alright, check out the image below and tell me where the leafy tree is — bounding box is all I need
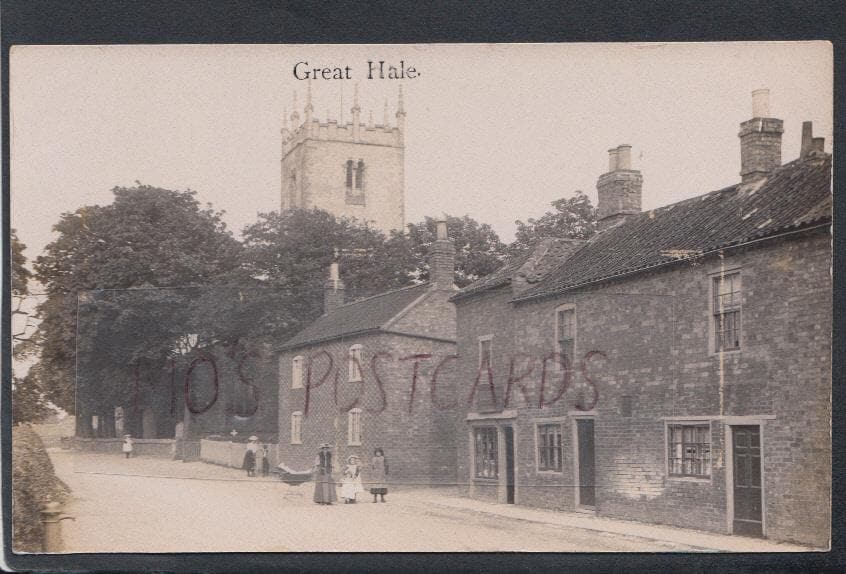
[32,185,242,414]
[235,209,419,344]
[396,214,508,288]
[10,229,52,424]
[11,229,35,346]
[511,190,597,253]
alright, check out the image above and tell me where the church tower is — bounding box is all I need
[280,84,406,233]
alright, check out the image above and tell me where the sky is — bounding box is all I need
[9,42,833,261]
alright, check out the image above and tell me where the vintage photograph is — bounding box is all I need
[9,42,832,553]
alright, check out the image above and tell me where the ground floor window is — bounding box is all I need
[474,426,498,479]
[291,412,302,444]
[667,423,711,478]
[537,423,563,471]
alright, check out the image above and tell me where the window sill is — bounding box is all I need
[348,379,363,384]
[536,469,564,475]
[710,349,742,358]
[290,441,302,445]
[667,475,711,483]
[473,477,499,482]
[348,442,362,447]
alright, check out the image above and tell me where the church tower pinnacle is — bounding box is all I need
[351,83,361,141]
[290,91,300,127]
[304,81,313,135]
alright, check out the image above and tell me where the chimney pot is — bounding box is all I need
[597,145,642,231]
[429,220,455,289]
[752,89,770,117]
[607,148,619,172]
[324,263,346,313]
[616,145,632,170]
[435,220,448,241]
[811,137,825,153]
[801,121,814,158]
[739,90,782,183]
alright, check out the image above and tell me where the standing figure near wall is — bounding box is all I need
[313,443,337,505]
[369,448,389,503]
[340,455,364,504]
[242,436,259,477]
[122,435,133,459]
[260,444,270,477]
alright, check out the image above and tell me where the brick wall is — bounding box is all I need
[455,227,830,547]
[278,331,458,486]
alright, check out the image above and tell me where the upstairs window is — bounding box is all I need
[478,336,493,371]
[348,344,363,382]
[291,356,303,389]
[556,305,576,365]
[713,272,741,352]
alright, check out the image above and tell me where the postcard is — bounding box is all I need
[9,42,832,553]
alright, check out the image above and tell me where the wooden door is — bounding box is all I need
[576,419,596,508]
[504,426,515,504]
[732,425,763,537]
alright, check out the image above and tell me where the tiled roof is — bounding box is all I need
[450,250,533,301]
[280,283,430,350]
[513,153,832,302]
[451,237,585,302]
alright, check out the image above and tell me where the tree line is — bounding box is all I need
[11,184,597,423]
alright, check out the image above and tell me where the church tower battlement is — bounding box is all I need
[281,84,406,233]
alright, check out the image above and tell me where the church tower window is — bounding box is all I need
[355,160,365,190]
[289,170,298,208]
[345,159,365,205]
[345,160,354,189]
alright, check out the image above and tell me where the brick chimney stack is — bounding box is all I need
[800,121,826,159]
[429,219,456,289]
[324,261,346,313]
[596,144,643,232]
[738,89,783,184]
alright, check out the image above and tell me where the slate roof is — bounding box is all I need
[280,282,430,350]
[513,153,832,303]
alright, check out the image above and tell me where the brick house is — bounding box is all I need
[450,91,831,547]
[276,221,459,484]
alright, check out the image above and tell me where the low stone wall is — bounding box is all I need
[73,437,176,458]
[200,439,279,470]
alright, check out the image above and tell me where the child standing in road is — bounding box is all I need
[122,435,133,459]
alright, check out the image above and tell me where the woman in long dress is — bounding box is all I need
[369,447,389,503]
[242,436,259,477]
[313,443,337,505]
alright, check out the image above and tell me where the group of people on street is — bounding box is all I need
[241,435,271,477]
[240,437,389,503]
[313,444,389,505]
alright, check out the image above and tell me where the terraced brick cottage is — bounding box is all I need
[277,221,459,485]
[451,90,831,547]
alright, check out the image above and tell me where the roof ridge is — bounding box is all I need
[341,281,428,307]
